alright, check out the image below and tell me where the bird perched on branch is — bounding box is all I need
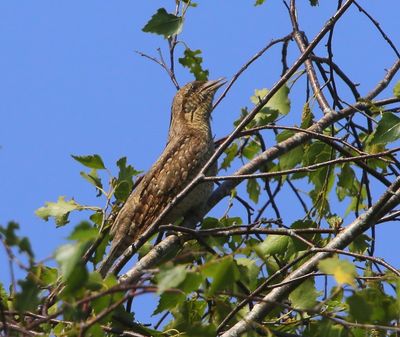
[98,78,226,277]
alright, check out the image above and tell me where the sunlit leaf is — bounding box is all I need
[35,196,81,227]
[371,112,400,145]
[71,154,106,169]
[80,169,103,194]
[256,235,290,256]
[251,85,290,115]
[318,256,356,286]
[393,81,400,98]
[289,278,320,309]
[201,256,239,295]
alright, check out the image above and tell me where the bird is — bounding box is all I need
[98,78,226,277]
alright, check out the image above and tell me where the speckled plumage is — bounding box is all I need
[99,79,225,276]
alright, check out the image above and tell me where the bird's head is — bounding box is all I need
[169,78,226,137]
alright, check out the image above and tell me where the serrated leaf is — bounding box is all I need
[289,278,320,309]
[116,157,141,188]
[35,196,81,227]
[153,292,186,315]
[251,85,290,115]
[14,278,40,312]
[201,256,239,295]
[179,48,209,81]
[142,8,183,38]
[156,265,187,294]
[71,154,105,169]
[180,272,203,293]
[371,112,400,145]
[349,234,370,254]
[318,256,356,286]
[256,235,290,256]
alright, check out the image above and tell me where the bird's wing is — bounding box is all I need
[109,132,208,254]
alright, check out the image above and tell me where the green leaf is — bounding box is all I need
[242,141,260,160]
[336,164,358,201]
[142,8,183,38]
[156,265,187,294]
[0,221,19,245]
[276,131,304,171]
[87,324,103,337]
[289,278,320,310]
[35,196,81,227]
[349,234,370,254]
[318,256,357,286]
[371,112,400,145]
[237,258,259,290]
[251,85,290,115]
[114,181,131,202]
[179,48,209,81]
[0,283,8,309]
[256,235,290,256]
[0,222,34,261]
[55,242,88,291]
[80,169,103,194]
[393,81,400,98]
[34,265,58,285]
[68,221,98,242]
[153,292,186,315]
[246,179,260,203]
[255,0,266,5]
[221,143,238,170]
[347,288,398,323]
[347,293,371,323]
[301,102,314,128]
[18,238,34,259]
[116,157,141,189]
[14,278,40,312]
[71,154,105,169]
[179,272,204,294]
[90,211,103,227]
[201,256,239,295]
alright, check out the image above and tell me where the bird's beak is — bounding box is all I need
[202,77,227,92]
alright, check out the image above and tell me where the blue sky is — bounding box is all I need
[1,0,399,323]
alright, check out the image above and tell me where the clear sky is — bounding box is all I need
[1,0,399,323]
